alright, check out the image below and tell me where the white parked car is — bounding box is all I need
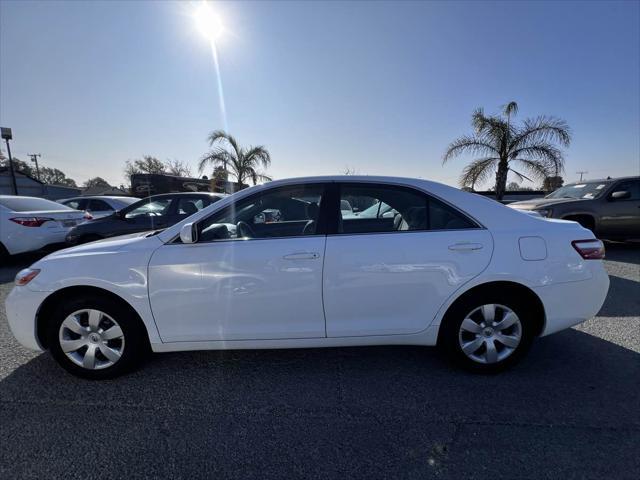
[0,196,88,258]
[5,176,610,379]
[58,195,138,220]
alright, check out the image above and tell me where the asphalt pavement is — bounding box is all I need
[0,244,638,479]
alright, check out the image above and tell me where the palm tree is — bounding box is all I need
[443,102,571,200]
[198,130,272,187]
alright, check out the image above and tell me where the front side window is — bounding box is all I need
[611,181,640,200]
[338,184,476,234]
[124,198,172,219]
[197,184,324,241]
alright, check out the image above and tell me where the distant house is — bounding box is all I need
[0,167,81,200]
[81,185,130,196]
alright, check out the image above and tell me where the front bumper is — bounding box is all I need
[5,286,50,351]
[534,262,610,336]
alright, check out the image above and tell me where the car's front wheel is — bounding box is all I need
[440,292,536,373]
[47,295,148,379]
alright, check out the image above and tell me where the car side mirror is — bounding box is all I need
[180,222,198,244]
[610,190,630,200]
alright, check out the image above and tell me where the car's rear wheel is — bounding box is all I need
[440,292,536,373]
[47,295,148,379]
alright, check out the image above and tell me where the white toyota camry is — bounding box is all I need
[5,176,610,379]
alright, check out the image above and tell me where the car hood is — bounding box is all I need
[41,231,162,261]
[508,197,588,210]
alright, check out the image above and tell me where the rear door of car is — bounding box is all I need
[322,181,494,337]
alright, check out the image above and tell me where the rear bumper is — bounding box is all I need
[5,286,49,351]
[4,230,70,255]
[534,262,610,336]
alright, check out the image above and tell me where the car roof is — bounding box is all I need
[564,176,639,185]
[141,192,227,199]
[60,195,136,201]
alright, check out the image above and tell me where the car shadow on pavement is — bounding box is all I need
[605,241,640,266]
[597,274,640,317]
[1,329,638,479]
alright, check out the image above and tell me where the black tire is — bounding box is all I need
[439,291,536,373]
[46,295,149,379]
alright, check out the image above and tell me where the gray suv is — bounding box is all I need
[509,176,640,241]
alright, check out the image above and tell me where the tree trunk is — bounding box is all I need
[494,159,509,201]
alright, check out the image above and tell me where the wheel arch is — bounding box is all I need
[436,280,546,345]
[561,213,596,232]
[36,286,152,350]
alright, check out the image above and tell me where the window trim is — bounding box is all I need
[327,181,482,237]
[173,183,331,245]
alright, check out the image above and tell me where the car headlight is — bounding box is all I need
[15,268,40,286]
[534,208,553,218]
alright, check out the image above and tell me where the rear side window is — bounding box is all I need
[337,184,476,234]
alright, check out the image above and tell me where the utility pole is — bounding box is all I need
[28,153,42,181]
[576,171,588,182]
[1,127,18,195]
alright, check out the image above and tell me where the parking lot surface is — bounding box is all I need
[1,244,639,479]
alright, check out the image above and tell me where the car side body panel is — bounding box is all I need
[4,176,610,356]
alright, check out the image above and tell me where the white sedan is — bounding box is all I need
[5,176,610,379]
[58,195,138,219]
[0,195,88,258]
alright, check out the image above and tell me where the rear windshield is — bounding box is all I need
[0,197,74,212]
[115,197,139,206]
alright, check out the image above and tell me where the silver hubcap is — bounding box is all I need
[58,309,125,370]
[458,304,522,364]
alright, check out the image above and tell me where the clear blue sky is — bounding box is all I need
[1,0,639,188]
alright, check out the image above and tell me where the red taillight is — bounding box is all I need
[83,211,94,220]
[572,239,605,260]
[10,217,54,227]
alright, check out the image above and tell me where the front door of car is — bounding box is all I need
[148,184,328,342]
[322,182,494,337]
[600,180,640,239]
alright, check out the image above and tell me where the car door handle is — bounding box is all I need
[283,252,320,260]
[448,243,484,251]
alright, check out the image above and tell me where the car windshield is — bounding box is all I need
[0,197,74,212]
[545,182,610,200]
[124,198,172,219]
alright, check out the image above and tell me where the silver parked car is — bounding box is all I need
[58,196,139,220]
